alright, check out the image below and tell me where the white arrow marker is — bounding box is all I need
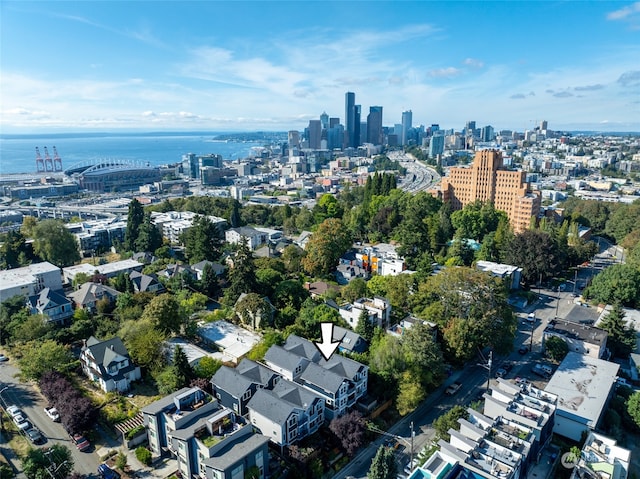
[314,322,342,361]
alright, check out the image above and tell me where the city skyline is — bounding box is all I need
[1,1,639,134]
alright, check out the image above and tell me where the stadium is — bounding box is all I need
[64,159,163,193]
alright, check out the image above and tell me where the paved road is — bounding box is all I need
[389,150,441,194]
[0,360,101,477]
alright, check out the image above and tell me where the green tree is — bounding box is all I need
[369,334,405,382]
[414,267,517,363]
[341,278,368,303]
[368,445,397,479]
[626,391,640,429]
[0,229,28,269]
[402,321,444,388]
[12,314,53,343]
[135,211,163,253]
[124,198,145,251]
[119,319,167,369]
[396,371,425,415]
[172,345,195,388]
[20,215,38,238]
[433,405,469,441]
[224,240,257,305]
[583,264,640,307]
[598,303,637,358]
[141,293,186,335]
[235,293,271,330]
[200,262,220,298]
[281,244,305,273]
[302,218,353,277]
[450,200,507,241]
[17,339,76,381]
[23,444,73,479]
[504,229,561,285]
[355,310,375,343]
[256,268,284,298]
[545,336,569,362]
[182,215,221,263]
[32,219,80,266]
[194,356,223,378]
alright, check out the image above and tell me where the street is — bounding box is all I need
[0,360,101,477]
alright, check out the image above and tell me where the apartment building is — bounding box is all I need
[439,150,541,233]
[0,261,63,302]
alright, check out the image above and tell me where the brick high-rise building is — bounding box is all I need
[440,149,540,233]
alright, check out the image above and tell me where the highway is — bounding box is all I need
[388,150,441,194]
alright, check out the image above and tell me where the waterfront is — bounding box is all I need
[0,132,268,176]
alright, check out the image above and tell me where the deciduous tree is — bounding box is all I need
[504,229,561,285]
[329,410,366,456]
[433,405,469,441]
[302,219,352,278]
[17,339,76,380]
[583,264,640,307]
[545,335,569,362]
[23,444,73,479]
[141,293,185,335]
[32,219,80,266]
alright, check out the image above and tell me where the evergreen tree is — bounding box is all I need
[135,211,163,253]
[355,310,375,343]
[227,200,242,228]
[173,345,195,387]
[124,198,145,251]
[182,215,221,263]
[368,445,398,479]
[224,239,257,304]
[0,229,27,269]
[599,303,637,358]
[200,262,220,298]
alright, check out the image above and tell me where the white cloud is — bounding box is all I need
[427,67,463,78]
[463,58,484,69]
[607,2,640,20]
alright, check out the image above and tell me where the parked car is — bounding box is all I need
[526,313,536,323]
[518,346,529,355]
[495,368,507,378]
[14,415,32,432]
[98,464,120,479]
[44,407,60,422]
[0,354,8,362]
[6,405,22,419]
[26,427,44,444]
[71,434,91,452]
[515,377,529,387]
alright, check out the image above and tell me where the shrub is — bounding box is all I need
[125,425,146,440]
[135,447,152,466]
[115,452,128,470]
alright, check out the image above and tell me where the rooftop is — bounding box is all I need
[0,261,60,290]
[544,352,619,425]
[545,319,608,345]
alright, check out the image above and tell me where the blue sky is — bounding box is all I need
[1,1,639,133]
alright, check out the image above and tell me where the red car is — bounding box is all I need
[71,434,91,452]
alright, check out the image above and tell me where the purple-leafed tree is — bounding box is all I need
[329,410,366,456]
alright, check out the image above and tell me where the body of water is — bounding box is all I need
[0,132,267,176]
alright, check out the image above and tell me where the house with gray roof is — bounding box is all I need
[211,359,280,416]
[247,379,324,447]
[332,325,368,354]
[263,335,369,420]
[191,260,226,280]
[80,336,141,392]
[67,282,121,312]
[26,287,73,325]
[142,386,270,479]
[129,271,165,294]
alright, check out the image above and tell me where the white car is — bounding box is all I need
[44,406,60,422]
[6,405,22,419]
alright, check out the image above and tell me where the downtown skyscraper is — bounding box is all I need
[367,106,383,145]
[345,92,360,148]
[401,110,412,146]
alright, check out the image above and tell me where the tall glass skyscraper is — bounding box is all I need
[401,110,412,145]
[345,92,359,148]
[367,106,383,145]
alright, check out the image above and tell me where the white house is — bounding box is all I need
[338,297,391,329]
[80,336,141,392]
[225,227,268,250]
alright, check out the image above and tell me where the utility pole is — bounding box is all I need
[477,350,492,392]
[410,421,415,473]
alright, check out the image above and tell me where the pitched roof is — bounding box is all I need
[211,366,255,399]
[203,430,269,471]
[272,379,322,409]
[283,334,321,361]
[68,282,120,306]
[264,345,306,373]
[129,271,164,293]
[298,361,346,395]
[236,358,278,386]
[247,389,296,424]
[321,353,366,380]
[27,288,71,311]
[82,336,133,379]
